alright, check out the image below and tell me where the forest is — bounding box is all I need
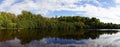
[0,10,120,29]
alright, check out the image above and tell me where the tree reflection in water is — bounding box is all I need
[0,29,118,47]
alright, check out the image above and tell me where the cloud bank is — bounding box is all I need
[0,0,120,24]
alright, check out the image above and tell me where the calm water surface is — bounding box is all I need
[0,29,119,47]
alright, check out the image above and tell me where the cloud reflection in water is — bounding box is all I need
[0,32,120,47]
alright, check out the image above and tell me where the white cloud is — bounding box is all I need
[0,0,16,11]
[8,0,38,14]
[0,0,120,24]
[82,4,120,24]
[115,0,120,4]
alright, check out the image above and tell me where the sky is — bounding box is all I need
[0,0,120,24]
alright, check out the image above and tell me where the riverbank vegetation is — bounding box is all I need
[0,11,120,29]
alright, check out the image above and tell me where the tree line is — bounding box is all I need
[0,10,120,29]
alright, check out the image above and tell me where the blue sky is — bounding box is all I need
[0,0,120,24]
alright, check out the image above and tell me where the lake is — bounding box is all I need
[0,29,119,47]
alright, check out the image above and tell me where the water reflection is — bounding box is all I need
[0,29,119,47]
